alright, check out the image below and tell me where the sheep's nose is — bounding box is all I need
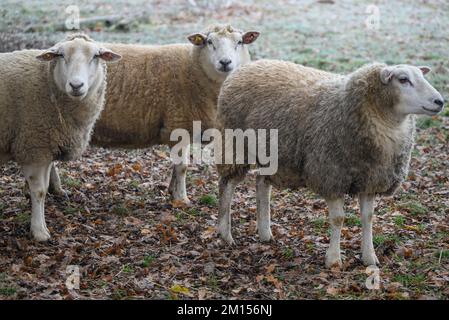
[69,82,84,90]
[219,59,232,67]
[434,99,444,107]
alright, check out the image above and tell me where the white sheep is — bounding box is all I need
[0,34,121,241]
[48,24,260,204]
[216,60,444,267]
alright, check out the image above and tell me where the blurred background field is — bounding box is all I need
[0,0,448,300]
[1,0,448,92]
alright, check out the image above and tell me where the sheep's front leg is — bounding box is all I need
[168,149,190,204]
[256,175,273,242]
[22,162,52,241]
[218,176,240,245]
[359,193,379,266]
[325,198,345,268]
[48,163,67,197]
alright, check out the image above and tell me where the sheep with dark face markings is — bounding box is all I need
[216,60,444,267]
[0,34,121,241]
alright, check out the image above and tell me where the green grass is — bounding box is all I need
[435,250,449,261]
[128,180,140,189]
[198,194,218,207]
[393,215,406,228]
[373,235,387,247]
[62,176,82,189]
[63,206,79,216]
[434,231,449,242]
[442,108,449,117]
[122,264,134,274]
[398,202,428,216]
[112,204,129,216]
[377,207,390,216]
[305,242,315,252]
[417,224,426,233]
[185,208,201,217]
[95,279,109,289]
[393,274,426,288]
[346,212,362,227]
[112,288,129,300]
[373,234,402,247]
[206,275,219,291]
[15,212,30,224]
[416,116,443,129]
[174,211,185,222]
[0,273,16,297]
[282,247,295,260]
[0,287,16,296]
[142,255,156,268]
[312,217,327,231]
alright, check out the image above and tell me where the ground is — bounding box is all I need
[0,0,448,300]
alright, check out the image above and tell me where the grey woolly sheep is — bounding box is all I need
[216,60,444,267]
[0,34,121,241]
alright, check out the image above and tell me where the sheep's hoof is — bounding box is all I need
[223,236,235,246]
[219,232,235,246]
[258,229,273,242]
[218,222,235,245]
[52,189,70,201]
[178,197,191,205]
[325,252,342,269]
[169,189,190,205]
[170,197,191,208]
[362,252,379,266]
[31,228,51,242]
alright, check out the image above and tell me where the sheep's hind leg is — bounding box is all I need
[325,197,345,268]
[48,163,68,199]
[22,162,52,241]
[24,163,67,200]
[359,193,379,266]
[256,175,273,242]
[218,175,242,245]
[168,148,190,204]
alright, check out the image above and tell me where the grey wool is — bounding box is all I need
[217,60,415,198]
[216,59,444,267]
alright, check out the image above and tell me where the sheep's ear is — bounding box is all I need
[188,33,206,46]
[98,48,122,62]
[380,67,394,84]
[36,48,60,61]
[419,66,431,75]
[242,31,260,44]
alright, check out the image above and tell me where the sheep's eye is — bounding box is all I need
[237,40,243,45]
[398,77,411,85]
[56,54,66,62]
[207,39,216,50]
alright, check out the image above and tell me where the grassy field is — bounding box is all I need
[0,0,448,300]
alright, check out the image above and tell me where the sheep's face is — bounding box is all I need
[37,38,121,100]
[188,27,259,82]
[380,65,444,116]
